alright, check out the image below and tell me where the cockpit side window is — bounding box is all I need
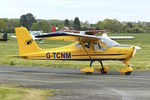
[84,42,90,49]
[92,42,106,51]
[92,42,99,51]
[75,42,90,49]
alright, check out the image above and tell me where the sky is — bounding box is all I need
[0,0,150,23]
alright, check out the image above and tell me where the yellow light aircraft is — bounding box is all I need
[15,27,141,75]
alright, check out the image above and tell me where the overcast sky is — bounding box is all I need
[0,0,150,23]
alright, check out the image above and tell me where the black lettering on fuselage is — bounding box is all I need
[46,52,71,59]
[46,53,50,59]
[61,53,66,58]
[66,52,71,58]
[53,52,56,58]
[56,52,60,59]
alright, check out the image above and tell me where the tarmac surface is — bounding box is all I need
[0,65,150,100]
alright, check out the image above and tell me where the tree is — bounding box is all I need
[49,19,64,30]
[73,17,81,30]
[126,22,133,28]
[96,19,123,33]
[20,13,35,30]
[113,19,123,33]
[30,22,40,31]
[64,19,71,27]
[0,19,8,32]
[7,19,20,33]
[39,20,50,33]
[81,21,90,30]
[96,21,104,29]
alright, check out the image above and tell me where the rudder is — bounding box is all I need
[15,27,41,56]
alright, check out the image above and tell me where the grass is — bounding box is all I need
[0,33,150,70]
[0,85,52,100]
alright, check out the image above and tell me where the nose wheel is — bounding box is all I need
[120,61,134,75]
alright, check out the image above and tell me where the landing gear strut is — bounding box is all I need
[120,61,134,75]
[99,60,108,74]
[90,60,108,74]
[80,60,108,75]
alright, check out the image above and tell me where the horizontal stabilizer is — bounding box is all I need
[102,33,134,40]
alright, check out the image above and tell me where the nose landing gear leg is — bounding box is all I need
[120,61,134,75]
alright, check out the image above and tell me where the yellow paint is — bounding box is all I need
[15,27,139,74]
[80,67,94,73]
[15,27,41,56]
[95,66,109,73]
[120,67,134,73]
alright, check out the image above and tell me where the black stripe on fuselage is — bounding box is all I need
[72,53,126,57]
[37,58,125,61]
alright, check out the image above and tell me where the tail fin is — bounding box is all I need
[15,27,41,56]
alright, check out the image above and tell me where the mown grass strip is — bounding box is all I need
[0,85,52,100]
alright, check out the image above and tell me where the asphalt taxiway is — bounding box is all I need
[0,65,150,100]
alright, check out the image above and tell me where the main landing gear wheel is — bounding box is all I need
[124,71,132,75]
[85,72,93,75]
[100,69,107,74]
[99,61,108,74]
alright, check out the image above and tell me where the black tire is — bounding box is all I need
[100,69,107,74]
[85,72,93,75]
[125,71,132,75]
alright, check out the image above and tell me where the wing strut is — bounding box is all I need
[80,42,92,60]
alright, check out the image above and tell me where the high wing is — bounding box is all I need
[35,32,99,42]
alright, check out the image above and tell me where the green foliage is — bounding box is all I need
[96,19,123,33]
[0,19,8,32]
[96,19,150,33]
[20,13,35,30]
[49,19,64,30]
[64,19,71,27]
[7,19,20,33]
[73,17,81,30]
[39,20,50,33]
[126,22,133,28]
[0,15,150,33]
[30,22,40,31]
[0,85,52,100]
[81,21,90,30]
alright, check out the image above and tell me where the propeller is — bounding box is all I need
[132,46,141,57]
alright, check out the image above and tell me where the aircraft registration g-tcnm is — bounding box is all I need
[15,27,141,75]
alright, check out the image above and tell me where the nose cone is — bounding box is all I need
[132,46,141,57]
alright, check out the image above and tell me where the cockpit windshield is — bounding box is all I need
[100,37,120,48]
